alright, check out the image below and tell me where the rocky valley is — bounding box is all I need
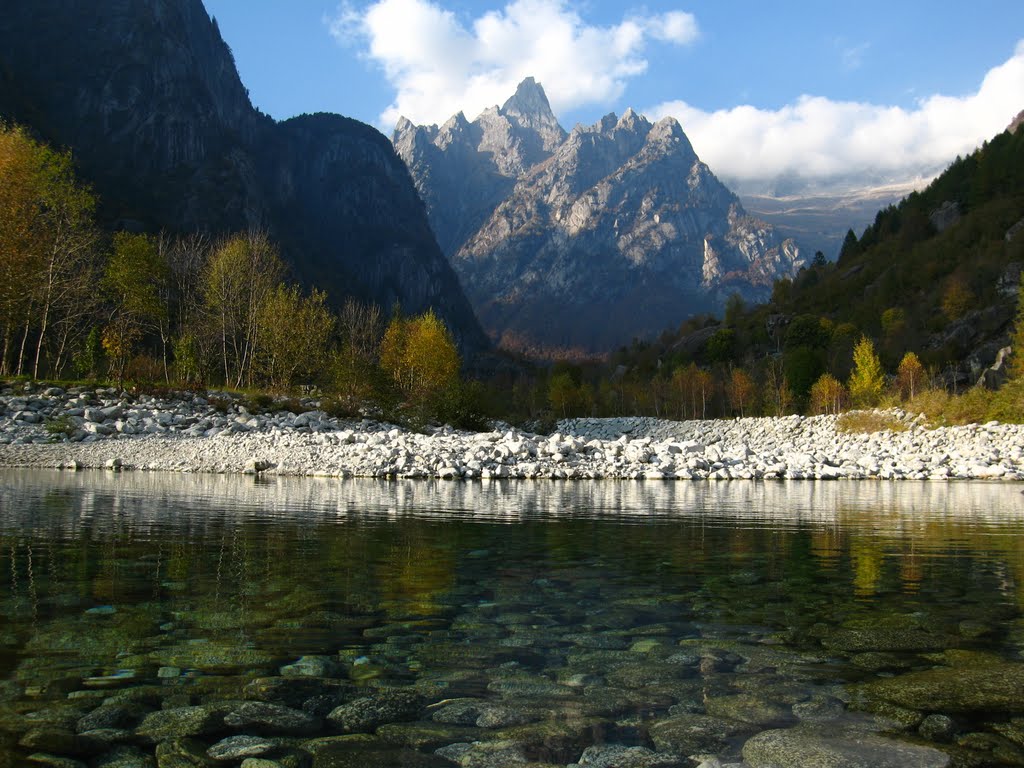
[395,78,802,355]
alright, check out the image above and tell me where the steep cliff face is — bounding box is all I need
[0,0,485,349]
[395,79,801,354]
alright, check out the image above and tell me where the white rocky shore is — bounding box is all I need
[1,382,1023,481]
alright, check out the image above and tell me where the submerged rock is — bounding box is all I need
[434,739,527,767]
[223,701,321,735]
[860,657,1024,714]
[648,714,753,756]
[742,724,950,768]
[135,704,234,743]
[570,743,688,767]
[326,690,425,733]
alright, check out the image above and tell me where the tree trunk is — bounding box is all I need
[16,310,32,377]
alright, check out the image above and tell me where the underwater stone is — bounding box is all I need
[570,743,688,767]
[25,755,88,768]
[861,660,1024,713]
[279,656,340,678]
[223,701,320,735]
[135,704,234,743]
[434,740,528,767]
[90,745,156,767]
[326,690,425,733]
[207,734,278,760]
[703,693,794,727]
[19,728,94,758]
[649,714,753,756]
[76,704,149,733]
[919,714,957,742]
[742,725,951,768]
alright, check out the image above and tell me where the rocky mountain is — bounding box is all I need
[394,78,801,355]
[0,0,486,350]
[1010,109,1024,134]
[742,183,917,261]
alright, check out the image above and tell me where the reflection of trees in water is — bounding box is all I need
[1,469,1023,637]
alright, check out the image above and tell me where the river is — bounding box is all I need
[1,471,1023,766]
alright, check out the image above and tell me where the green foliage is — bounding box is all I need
[940,277,975,321]
[172,331,209,387]
[880,308,906,339]
[706,328,735,362]
[255,284,334,390]
[44,414,77,438]
[379,309,462,420]
[103,232,168,384]
[74,326,105,380]
[547,371,578,418]
[784,346,824,400]
[838,229,859,263]
[809,373,847,415]
[0,122,100,378]
[1011,280,1024,379]
[908,379,1024,426]
[785,315,828,350]
[895,351,925,400]
[848,336,885,407]
[203,230,284,388]
[724,293,745,327]
[106,233,167,323]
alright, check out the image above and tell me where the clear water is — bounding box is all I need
[2,470,1024,766]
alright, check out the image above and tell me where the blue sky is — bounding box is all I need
[206,0,1024,191]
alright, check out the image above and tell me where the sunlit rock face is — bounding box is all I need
[395,78,801,355]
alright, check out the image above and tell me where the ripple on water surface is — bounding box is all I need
[1,470,1023,766]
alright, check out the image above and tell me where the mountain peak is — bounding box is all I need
[616,108,649,132]
[501,76,555,121]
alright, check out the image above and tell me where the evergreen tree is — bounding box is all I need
[838,229,859,263]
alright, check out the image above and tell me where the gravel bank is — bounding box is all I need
[2,383,1023,480]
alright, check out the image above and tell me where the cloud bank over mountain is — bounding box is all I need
[333,0,1023,194]
[329,0,698,128]
[647,40,1024,193]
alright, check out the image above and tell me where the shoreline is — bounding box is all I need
[2,384,1023,481]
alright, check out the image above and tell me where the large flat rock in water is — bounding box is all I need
[860,657,1024,713]
[742,725,950,768]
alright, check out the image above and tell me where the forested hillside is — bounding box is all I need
[497,122,1024,425]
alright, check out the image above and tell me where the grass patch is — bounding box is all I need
[836,410,909,434]
[44,414,77,438]
[906,380,1024,426]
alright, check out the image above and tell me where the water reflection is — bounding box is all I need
[1,470,1023,765]
[3,469,1023,529]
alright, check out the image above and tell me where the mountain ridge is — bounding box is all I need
[395,79,801,355]
[0,0,487,350]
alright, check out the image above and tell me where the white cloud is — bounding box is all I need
[329,0,698,129]
[646,40,1024,193]
[840,41,870,72]
[645,11,699,45]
